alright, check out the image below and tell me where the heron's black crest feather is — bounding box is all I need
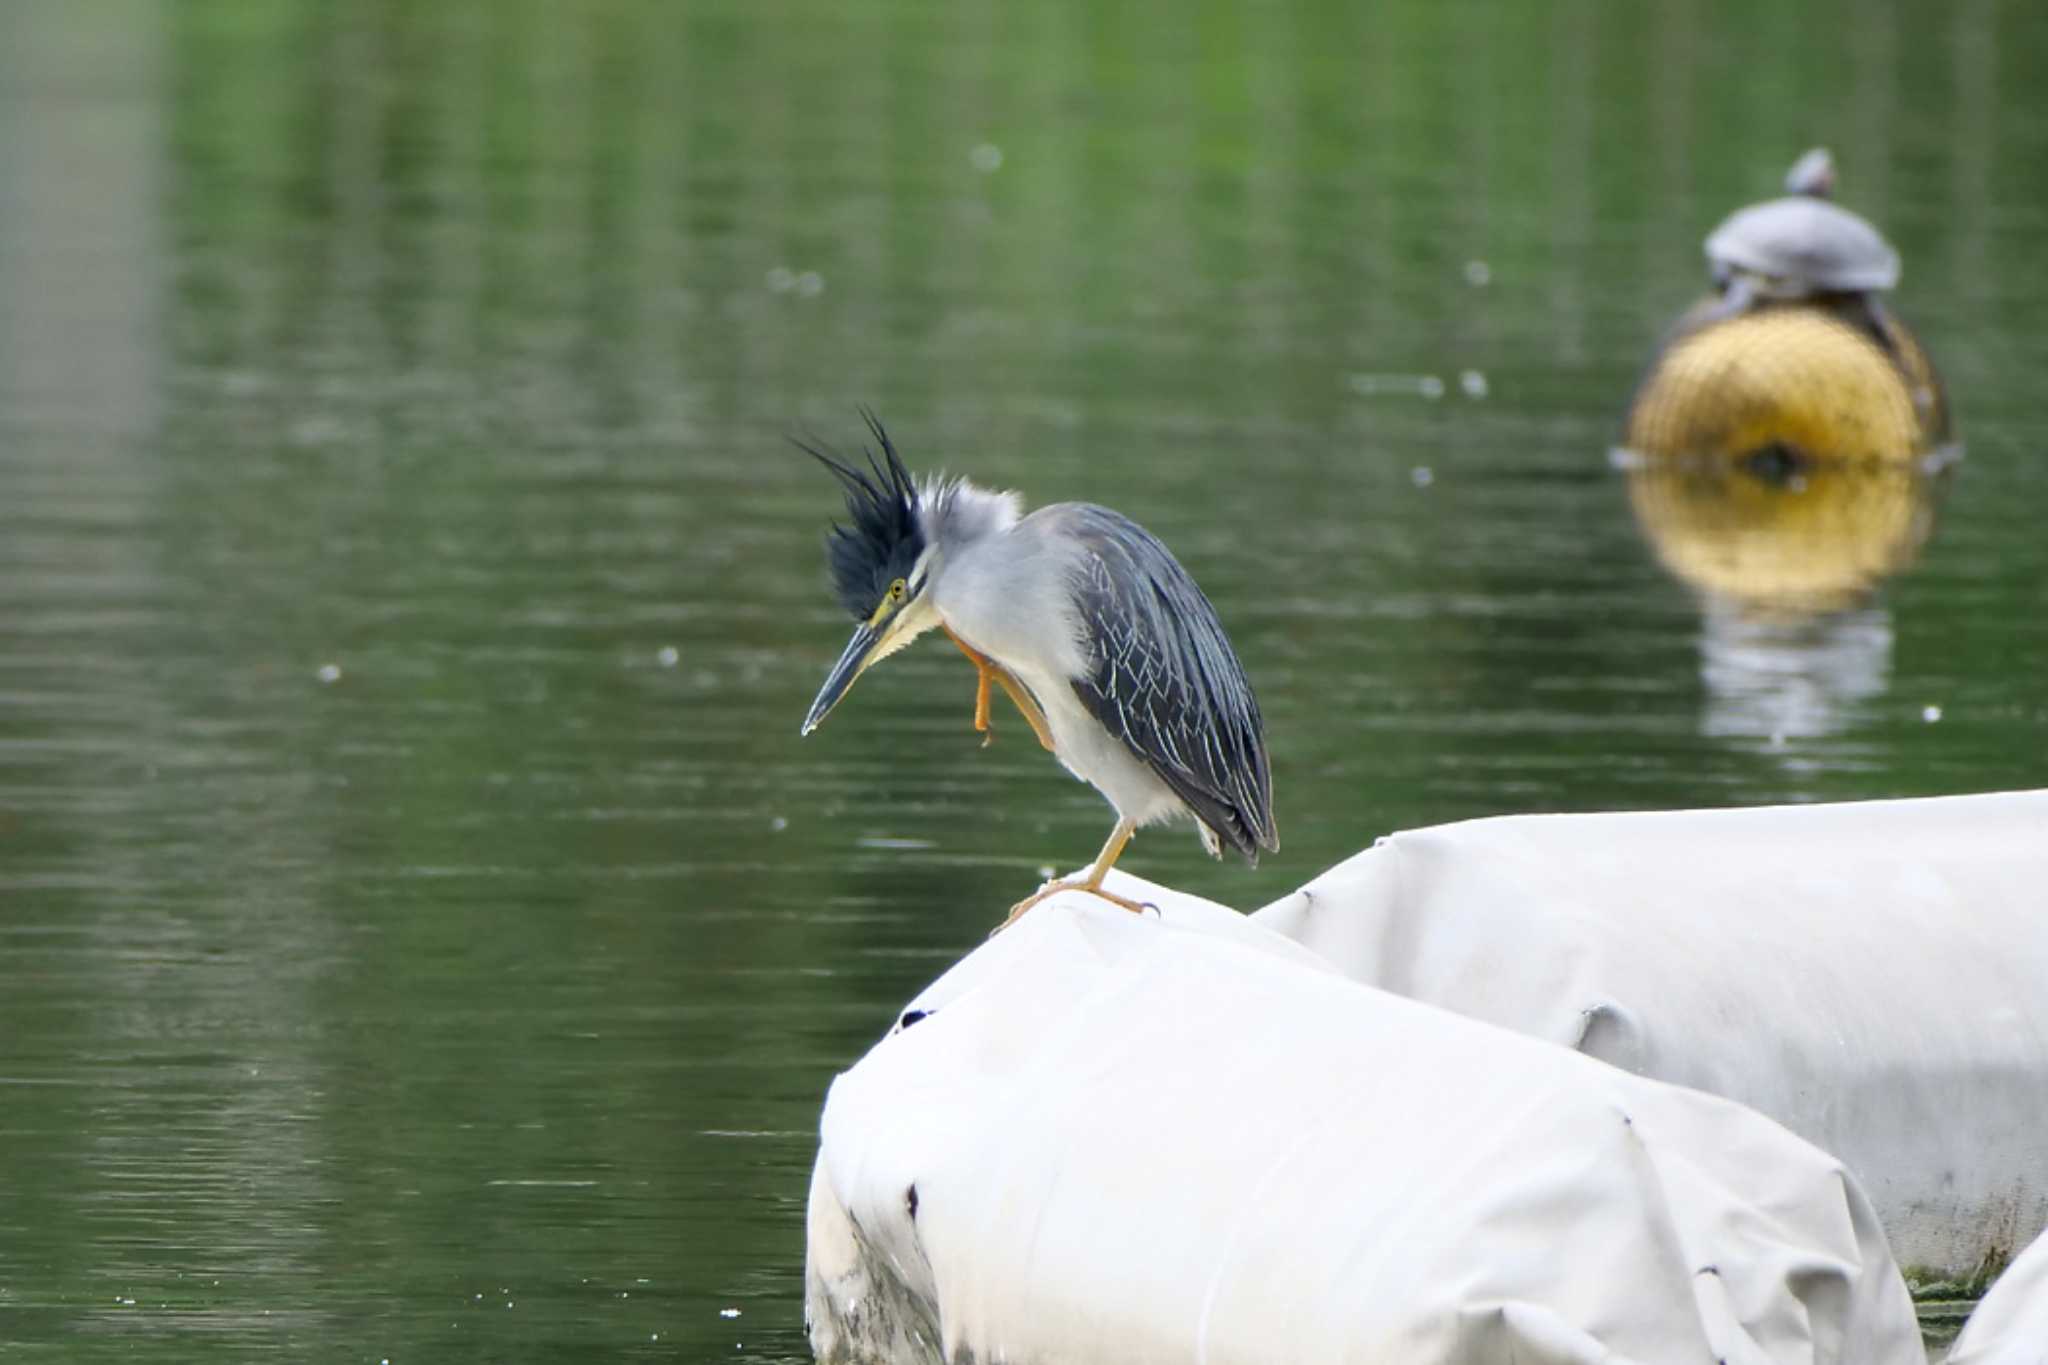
[796,412,926,619]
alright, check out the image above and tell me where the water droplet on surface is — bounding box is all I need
[766,267,796,293]
[1459,369,1489,399]
[1410,466,1434,488]
[1464,259,1492,286]
[720,1307,743,1319]
[795,271,825,297]
[769,816,788,833]
[1922,704,1943,723]
[969,142,1004,173]
[317,663,342,684]
[656,646,679,668]
[1346,372,1445,400]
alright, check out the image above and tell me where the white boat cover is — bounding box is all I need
[1253,790,2048,1281]
[806,890,1925,1364]
[1950,1226,2048,1363]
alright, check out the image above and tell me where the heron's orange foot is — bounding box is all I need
[989,880,1153,936]
[991,883,1059,936]
[1084,885,1154,916]
[957,633,997,747]
[973,682,995,747]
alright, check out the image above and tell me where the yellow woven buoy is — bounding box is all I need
[1621,304,1948,613]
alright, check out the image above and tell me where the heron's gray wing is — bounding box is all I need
[1060,506,1277,863]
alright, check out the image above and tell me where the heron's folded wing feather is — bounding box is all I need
[1060,507,1276,862]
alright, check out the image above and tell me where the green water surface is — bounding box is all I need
[3,1,2045,1359]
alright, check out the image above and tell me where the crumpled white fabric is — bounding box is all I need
[1950,1227,2048,1364]
[806,890,1924,1365]
[1253,789,2048,1280]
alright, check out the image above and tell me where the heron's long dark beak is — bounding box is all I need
[801,623,881,734]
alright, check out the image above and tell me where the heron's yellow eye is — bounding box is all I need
[889,578,907,602]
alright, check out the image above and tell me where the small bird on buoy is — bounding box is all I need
[798,413,1276,928]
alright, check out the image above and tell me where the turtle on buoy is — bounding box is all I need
[1619,150,1958,613]
[1699,147,1900,339]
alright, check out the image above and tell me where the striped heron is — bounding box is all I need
[797,414,1276,927]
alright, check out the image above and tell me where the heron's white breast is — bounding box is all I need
[929,515,1088,682]
[931,519,1183,828]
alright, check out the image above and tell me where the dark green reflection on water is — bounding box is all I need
[3,0,2046,1358]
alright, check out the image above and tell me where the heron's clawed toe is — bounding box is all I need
[992,880,1065,935]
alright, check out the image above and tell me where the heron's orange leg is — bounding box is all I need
[992,673,1056,754]
[943,625,1000,746]
[994,820,1149,933]
[942,626,1056,753]
[971,658,995,741]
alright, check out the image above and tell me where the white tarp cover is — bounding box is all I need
[1252,790,2048,1281]
[806,889,1925,1365]
[1949,1225,2048,1364]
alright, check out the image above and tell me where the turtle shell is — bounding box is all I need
[1704,197,1900,297]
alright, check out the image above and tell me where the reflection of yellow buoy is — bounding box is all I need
[1622,305,1947,613]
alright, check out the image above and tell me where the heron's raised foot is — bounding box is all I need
[944,624,1057,754]
[971,661,996,748]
